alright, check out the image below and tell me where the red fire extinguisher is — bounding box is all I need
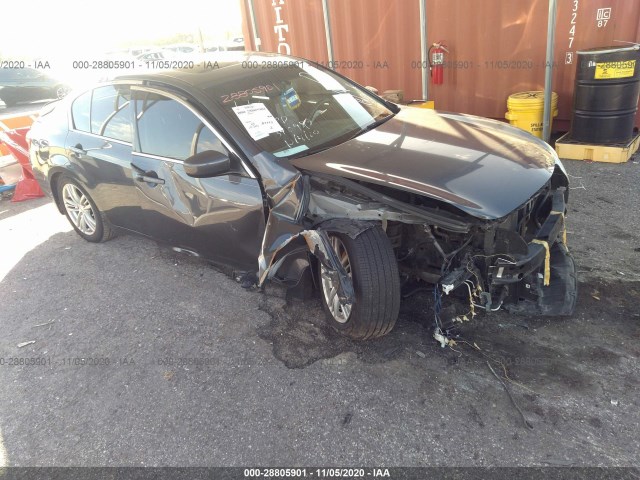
[428,41,448,85]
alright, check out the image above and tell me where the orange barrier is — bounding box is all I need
[0,113,38,130]
[0,112,43,201]
[0,112,38,156]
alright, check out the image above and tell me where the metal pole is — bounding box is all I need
[419,0,428,101]
[247,0,261,52]
[322,0,335,67]
[542,0,557,143]
[197,27,205,53]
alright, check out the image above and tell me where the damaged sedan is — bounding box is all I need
[29,53,577,340]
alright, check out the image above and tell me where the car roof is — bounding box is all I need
[115,51,288,93]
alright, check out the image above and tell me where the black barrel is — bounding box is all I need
[570,45,640,144]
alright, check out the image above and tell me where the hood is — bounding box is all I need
[291,107,559,219]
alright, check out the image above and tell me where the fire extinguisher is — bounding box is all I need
[428,41,448,85]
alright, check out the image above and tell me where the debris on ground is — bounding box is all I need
[32,320,55,328]
[487,361,534,430]
[433,329,457,348]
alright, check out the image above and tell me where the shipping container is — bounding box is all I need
[240,0,640,131]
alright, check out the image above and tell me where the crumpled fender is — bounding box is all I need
[262,228,356,304]
[252,152,373,302]
[252,152,309,284]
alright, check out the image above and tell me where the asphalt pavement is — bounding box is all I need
[0,157,638,467]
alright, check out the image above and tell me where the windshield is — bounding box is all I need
[205,61,393,158]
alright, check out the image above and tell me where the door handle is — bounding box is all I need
[69,144,86,155]
[135,173,165,185]
[131,162,165,185]
[69,141,112,156]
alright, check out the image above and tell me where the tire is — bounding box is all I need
[318,226,401,340]
[54,85,69,99]
[57,176,115,243]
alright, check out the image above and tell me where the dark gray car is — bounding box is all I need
[28,53,576,341]
[0,68,69,107]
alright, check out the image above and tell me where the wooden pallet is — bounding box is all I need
[555,131,640,163]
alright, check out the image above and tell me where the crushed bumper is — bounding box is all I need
[491,188,578,316]
[505,243,577,316]
[490,188,568,285]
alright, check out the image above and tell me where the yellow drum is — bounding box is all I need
[505,91,558,138]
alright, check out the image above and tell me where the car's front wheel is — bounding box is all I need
[58,176,114,242]
[319,226,400,340]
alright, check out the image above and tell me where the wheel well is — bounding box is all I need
[50,172,65,214]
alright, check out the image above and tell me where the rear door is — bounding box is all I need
[65,84,145,232]
[129,86,265,270]
[16,68,48,102]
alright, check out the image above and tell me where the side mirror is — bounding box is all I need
[184,150,231,178]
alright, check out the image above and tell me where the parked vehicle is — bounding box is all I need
[0,68,69,107]
[128,46,153,57]
[29,53,577,340]
[164,44,199,54]
[136,51,171,62]
[205,43,245,53]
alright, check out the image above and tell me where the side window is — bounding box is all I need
[0,69,23,82]
[195,124,226,155]
[91,85,132,143]
[22,68,40,79]
[134,92,227,161]
[102,103,132,143]
[71,91,91,132]
[91,86,118,134]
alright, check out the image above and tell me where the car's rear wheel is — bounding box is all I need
[58,176,114,242]
[54,85,69,99]
[319,226,400,340]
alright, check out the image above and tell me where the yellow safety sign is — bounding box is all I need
[594,60,636,79]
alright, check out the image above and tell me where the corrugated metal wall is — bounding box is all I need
[241,0,640,129]
[327,0,422,100]
[241,0,328,61]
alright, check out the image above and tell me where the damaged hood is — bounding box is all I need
[291,107,559,219]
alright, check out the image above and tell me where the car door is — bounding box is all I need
[129,86,265,271]
[65,84,145,232]
[0,69,24,104]
[17,68,47,102]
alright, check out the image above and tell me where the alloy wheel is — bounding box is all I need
[56,86,68,99]
[320,235,353,323]
[62,183,97,235]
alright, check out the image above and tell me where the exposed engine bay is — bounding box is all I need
[260,162,577,342]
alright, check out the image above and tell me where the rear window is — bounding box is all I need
[91,85,132,143]
[71,91,91,132]
[70,85,132,143]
